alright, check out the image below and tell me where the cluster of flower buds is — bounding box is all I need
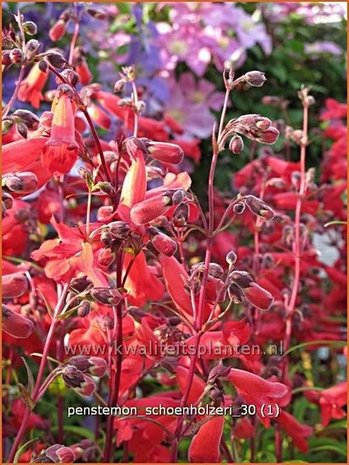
[61,355,107,397]
[228,270,274,310]
[130,188,186,225]
[147,227,178,256]
[233,195,275,221]
[90,287,122,307]
[3,108,40,138]
[34,443,76,463]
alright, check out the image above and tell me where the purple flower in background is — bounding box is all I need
[305,41,343,57]
[163,74,226,138]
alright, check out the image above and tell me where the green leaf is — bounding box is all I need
[13,437,39,464]
[309,445,346,457]
[51,425,95,440]
[21,357,35,395]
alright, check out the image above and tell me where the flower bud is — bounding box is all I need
[97,205,114,221]
[256,127,279,145]
[3,272,28,298]
[109,221,130,239]
[98,247,115,267]
[62,365,96,397]
[25,39,40,59]
[113,78,126,94]
[4,172,38,194]
[172,202,189,227]
[2,191,13,211]
[147,227,177,256]
[90,287,122,306]
[86,8,107,20]
[3,304,34,339]
[130,194,172,225]
[70,276,92,295]
[2,51,11,66]
[255,117,272,131]
[233,202,245,215]
[45,444,76,463]
[49,19,66,41]
[207,263,224,278]
[244,282,274,310]
[244,71,267,87]
[46,51,66,68]
[67,355,107,377]
[23,21,38,36]
[9,48,22,64]
[2,117,13,134]
[230,270,254,288]
[13,109,40,129]
[244,195,275,220]
[146,141,184,164]
[226,250,237,266]
[229,135,244,154]
[77,301,91,317]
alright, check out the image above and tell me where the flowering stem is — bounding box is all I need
[284,99,309,354]
[131,81,139,137]
[2,64,26,118]
[68,9,80,65]
[7,284,69,463]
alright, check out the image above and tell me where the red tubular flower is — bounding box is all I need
[3,305,34,339]
[49,19,66,41]
[3,137,52,189]
[41,90,79,174]
[123,251,164,306]
[130,194,172,225]
[176,365,205,404]
[243,282,274,310]
[18,63,48,108]
[118,145,147,224]
[227,368,289,426]
[319,382,347,426]
[232,417,255,439]
[276,410,313,453]
[146,141,184,164]
[3,272,28,298]
[76,57,93,85]
[188,416,224,463]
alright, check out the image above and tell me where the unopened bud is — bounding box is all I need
[90,287,122,306]
[25,39,40,58]
[147,227,177,256]
[69,275,92,293]
[256,127,279,145]
[146,141,184,164]
[130,194,172,225]
[113,78,126,94]
[229,135,244,154]
[13,109,40,129]
[9,48,22,64]
[46,51,66,68]
[86,8,107,20]
[230,270,254,288]
[98,247,115,267]
[233,202,245,215]
[207,263,224,278]
[244,282,274,311]
[2,51,11,66]
[23,21,38,36]
[255,117,272,131]
[172,202,189,227]
[244,195,275,220]
[226,250,237,266]
[244,71,267,87]
[77,301,91,317]
[45,444,76,464]
[4,172,38,194]
[109,221,130,239]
